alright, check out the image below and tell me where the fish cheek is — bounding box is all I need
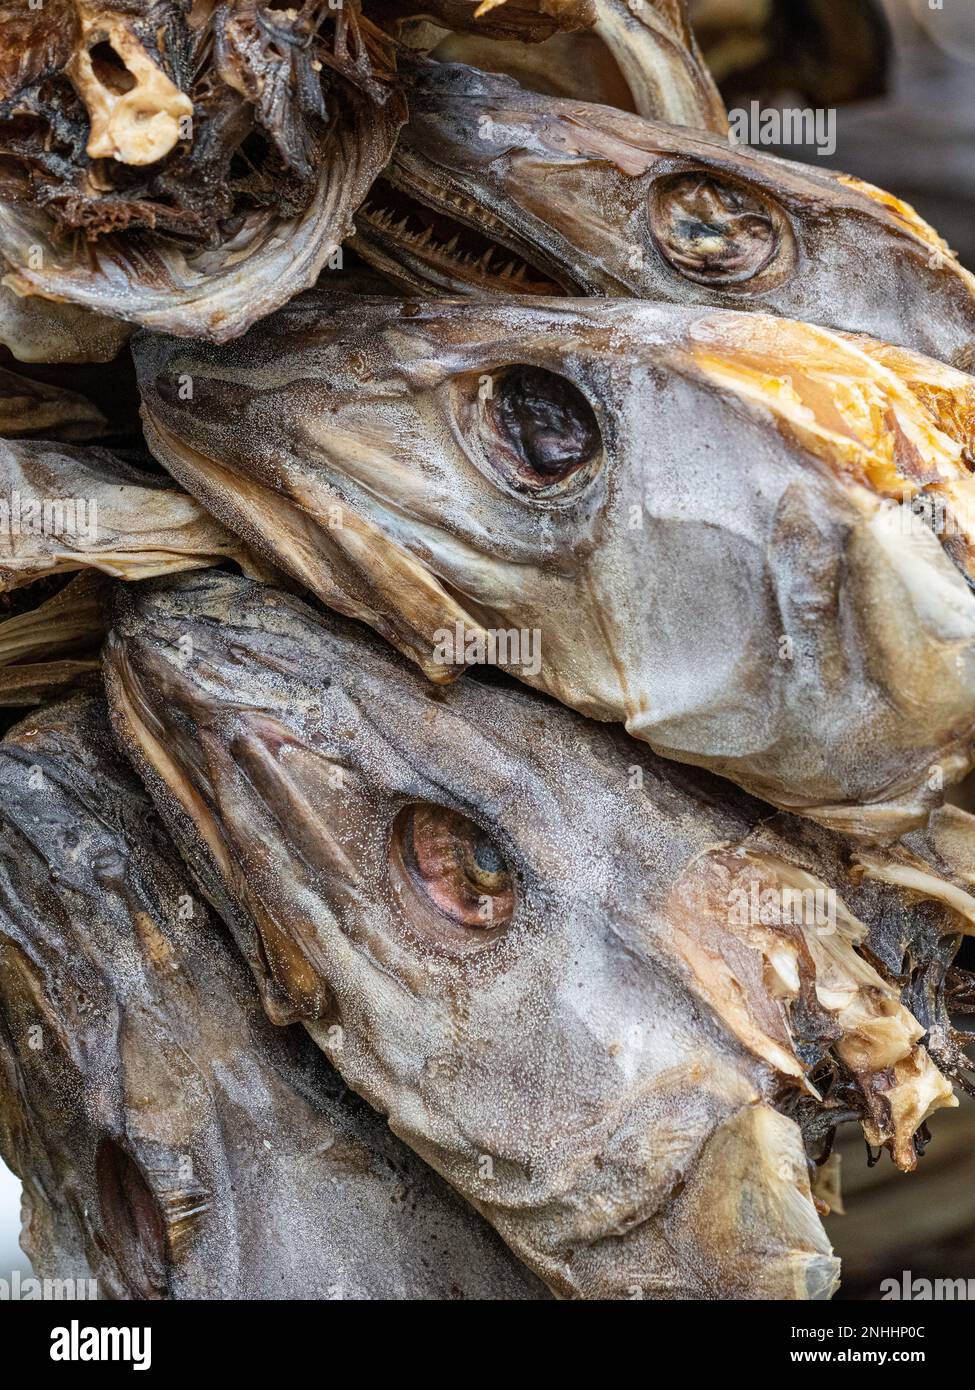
[647,170,797,293]
[96,1138,170,1300]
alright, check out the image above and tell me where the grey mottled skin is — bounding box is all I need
[104,572,970,1298]
[0,688,548,1300]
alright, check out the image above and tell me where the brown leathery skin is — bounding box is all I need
[351,60,975,367]
[134,293,975,830]
[0,688,549,1300]
[104,572,967,1296]
[0,572,106,706]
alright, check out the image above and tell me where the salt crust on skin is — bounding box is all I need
[0,689,548,1300]
[104,571,971,1298]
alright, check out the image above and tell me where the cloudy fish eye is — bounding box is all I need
[649,172,786,286]
[483,364,602,494]
[395,803,515,931]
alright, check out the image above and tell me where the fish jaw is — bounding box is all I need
[134,296,975,827]
[356,61,975,366]
[103,570,965,1298]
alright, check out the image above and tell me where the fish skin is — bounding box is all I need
[0,436,261,591]
[103,571,965,1297]
[0,688,549,1300]
[0,365,107,441]
[352,60,975,368]
[0,571,106,706]
[133,293,975,829]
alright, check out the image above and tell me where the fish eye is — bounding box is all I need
[481,364,602,495]
[392,803,515,936]
[648,172,793,288]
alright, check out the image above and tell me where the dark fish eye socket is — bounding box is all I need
[648,172,786,287]
[483,364,602,494]
[394,803,515,932]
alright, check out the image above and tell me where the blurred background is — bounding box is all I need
[1,0,973,1301]
[0,1158,30,1279]
[689,0,975,269]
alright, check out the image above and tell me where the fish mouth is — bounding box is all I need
[353,167,582,297]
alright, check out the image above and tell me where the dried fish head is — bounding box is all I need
[104,573,970,1296]
[0,366,107,440]
[0,571,106,706]
[135,294,975,829]
[0,690,548,1299]
[353,60,975,367]
[0,2,405,339]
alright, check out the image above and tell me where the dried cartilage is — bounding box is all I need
[66,11,193,166]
